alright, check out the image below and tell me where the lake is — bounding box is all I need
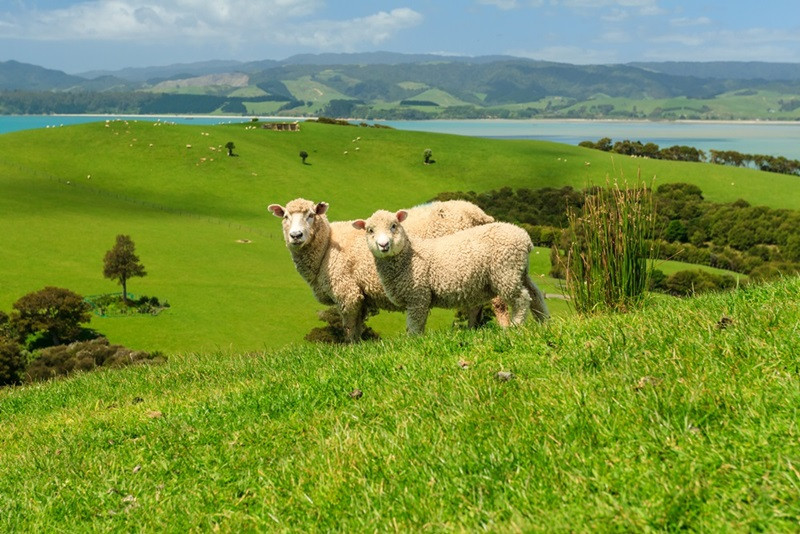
[2,115,800,160]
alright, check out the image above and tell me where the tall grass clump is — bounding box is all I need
[563,175,658,313]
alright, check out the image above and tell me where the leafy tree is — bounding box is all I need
[0,339,25,386]
[103,234,147,304]
[299,150,309,164]
[664,220,689,243]
[423,148,433,164]
[10,287,91,346]
[225,141,236,156]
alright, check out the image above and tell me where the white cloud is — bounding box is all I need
[3,0,322,40]
[475,0,520,9]
[645,27,800,62]
[278,8,423,50]
[557,0,665,17]
[1,0,422,55]
[670,16,712,27]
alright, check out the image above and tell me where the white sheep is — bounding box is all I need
[267,199,500,341]
[353,210,549,335]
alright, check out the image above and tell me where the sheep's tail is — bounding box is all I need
[524,270,550,322]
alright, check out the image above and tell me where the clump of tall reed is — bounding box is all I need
[560,175,658,314]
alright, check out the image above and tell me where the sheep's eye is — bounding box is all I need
[367,228,374,234]
[390,223,397,231]
[283,215,289,220]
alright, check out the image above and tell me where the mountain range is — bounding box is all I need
[2,53,800,120]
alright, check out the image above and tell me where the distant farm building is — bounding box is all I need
[262,121,300,132]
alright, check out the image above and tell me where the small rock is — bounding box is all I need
[716,316,734,329]
[495,371,515,382]
[132,465,142,474]
[458,359,470,369]
[349,389,363,399]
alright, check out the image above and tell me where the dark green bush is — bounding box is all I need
[25,337,164,383]
[0,339,25,386]
[304,307,380,343]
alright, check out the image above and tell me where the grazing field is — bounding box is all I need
[2,119,798,353]
[1,277,798,531]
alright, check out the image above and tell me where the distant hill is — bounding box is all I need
[3,54,800,119]
[0,60,88,91]
[629,61,800,81]
[78,59,253,83]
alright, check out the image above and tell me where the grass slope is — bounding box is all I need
[2,120,798,353]
[1,277,798,531]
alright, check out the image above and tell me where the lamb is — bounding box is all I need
[353,210,549,335]
[267,199,500,341]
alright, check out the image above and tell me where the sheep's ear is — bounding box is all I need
[315,202,329,216]
[395,210,408,223]
[268,204,285,217]
[352,220,366,230]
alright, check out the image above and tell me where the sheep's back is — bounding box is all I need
[403,200,494,239]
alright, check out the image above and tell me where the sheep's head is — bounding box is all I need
[354,210,408,258]
[268,198,328,249]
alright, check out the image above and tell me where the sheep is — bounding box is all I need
[267,199,500,341]
[353,210,549,335]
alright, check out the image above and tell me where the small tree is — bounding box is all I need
[103,234,146,304]
[299,150,309,164]
[225,141,236,156]
[10,287,91,346]
[423,148,433,164]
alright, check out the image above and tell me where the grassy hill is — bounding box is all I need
[1,277,798,530]
[2,120,800,354]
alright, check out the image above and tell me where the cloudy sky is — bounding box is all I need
[1,0,799,74]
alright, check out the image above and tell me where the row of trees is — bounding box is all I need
[579,137,800,177]
[434,183,800,284]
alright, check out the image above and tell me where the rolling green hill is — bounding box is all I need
[3,120,799,354]
[1,277,798,530]
[4,56,800,119]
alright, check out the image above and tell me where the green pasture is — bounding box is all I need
[2,277,798,531]
[1,119,796,353]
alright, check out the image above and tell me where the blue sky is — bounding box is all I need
[1,0,799,73]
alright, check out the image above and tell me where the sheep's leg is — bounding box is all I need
[340,302,365,342]
[406,305,429,335]
[464,306,483,328]
[508,287,531,326]
[524,276,550,322]
[490,296,510,327]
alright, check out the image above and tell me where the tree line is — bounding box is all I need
[579,137,800,177]
[434,183,800,292]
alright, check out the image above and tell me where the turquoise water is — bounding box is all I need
[0,115,256,133]
[381,119,800,160]
[2,115,799,160]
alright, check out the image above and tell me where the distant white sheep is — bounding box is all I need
[267,199,499,341]
[354,210,549,335]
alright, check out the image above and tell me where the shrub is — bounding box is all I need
[25,337,164,383]
[661,270,739,296]
[10,287,91,347]
[0,339,25,386]
[304,307,380,343]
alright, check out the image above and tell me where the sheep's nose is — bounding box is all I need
[289,231,304,239]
